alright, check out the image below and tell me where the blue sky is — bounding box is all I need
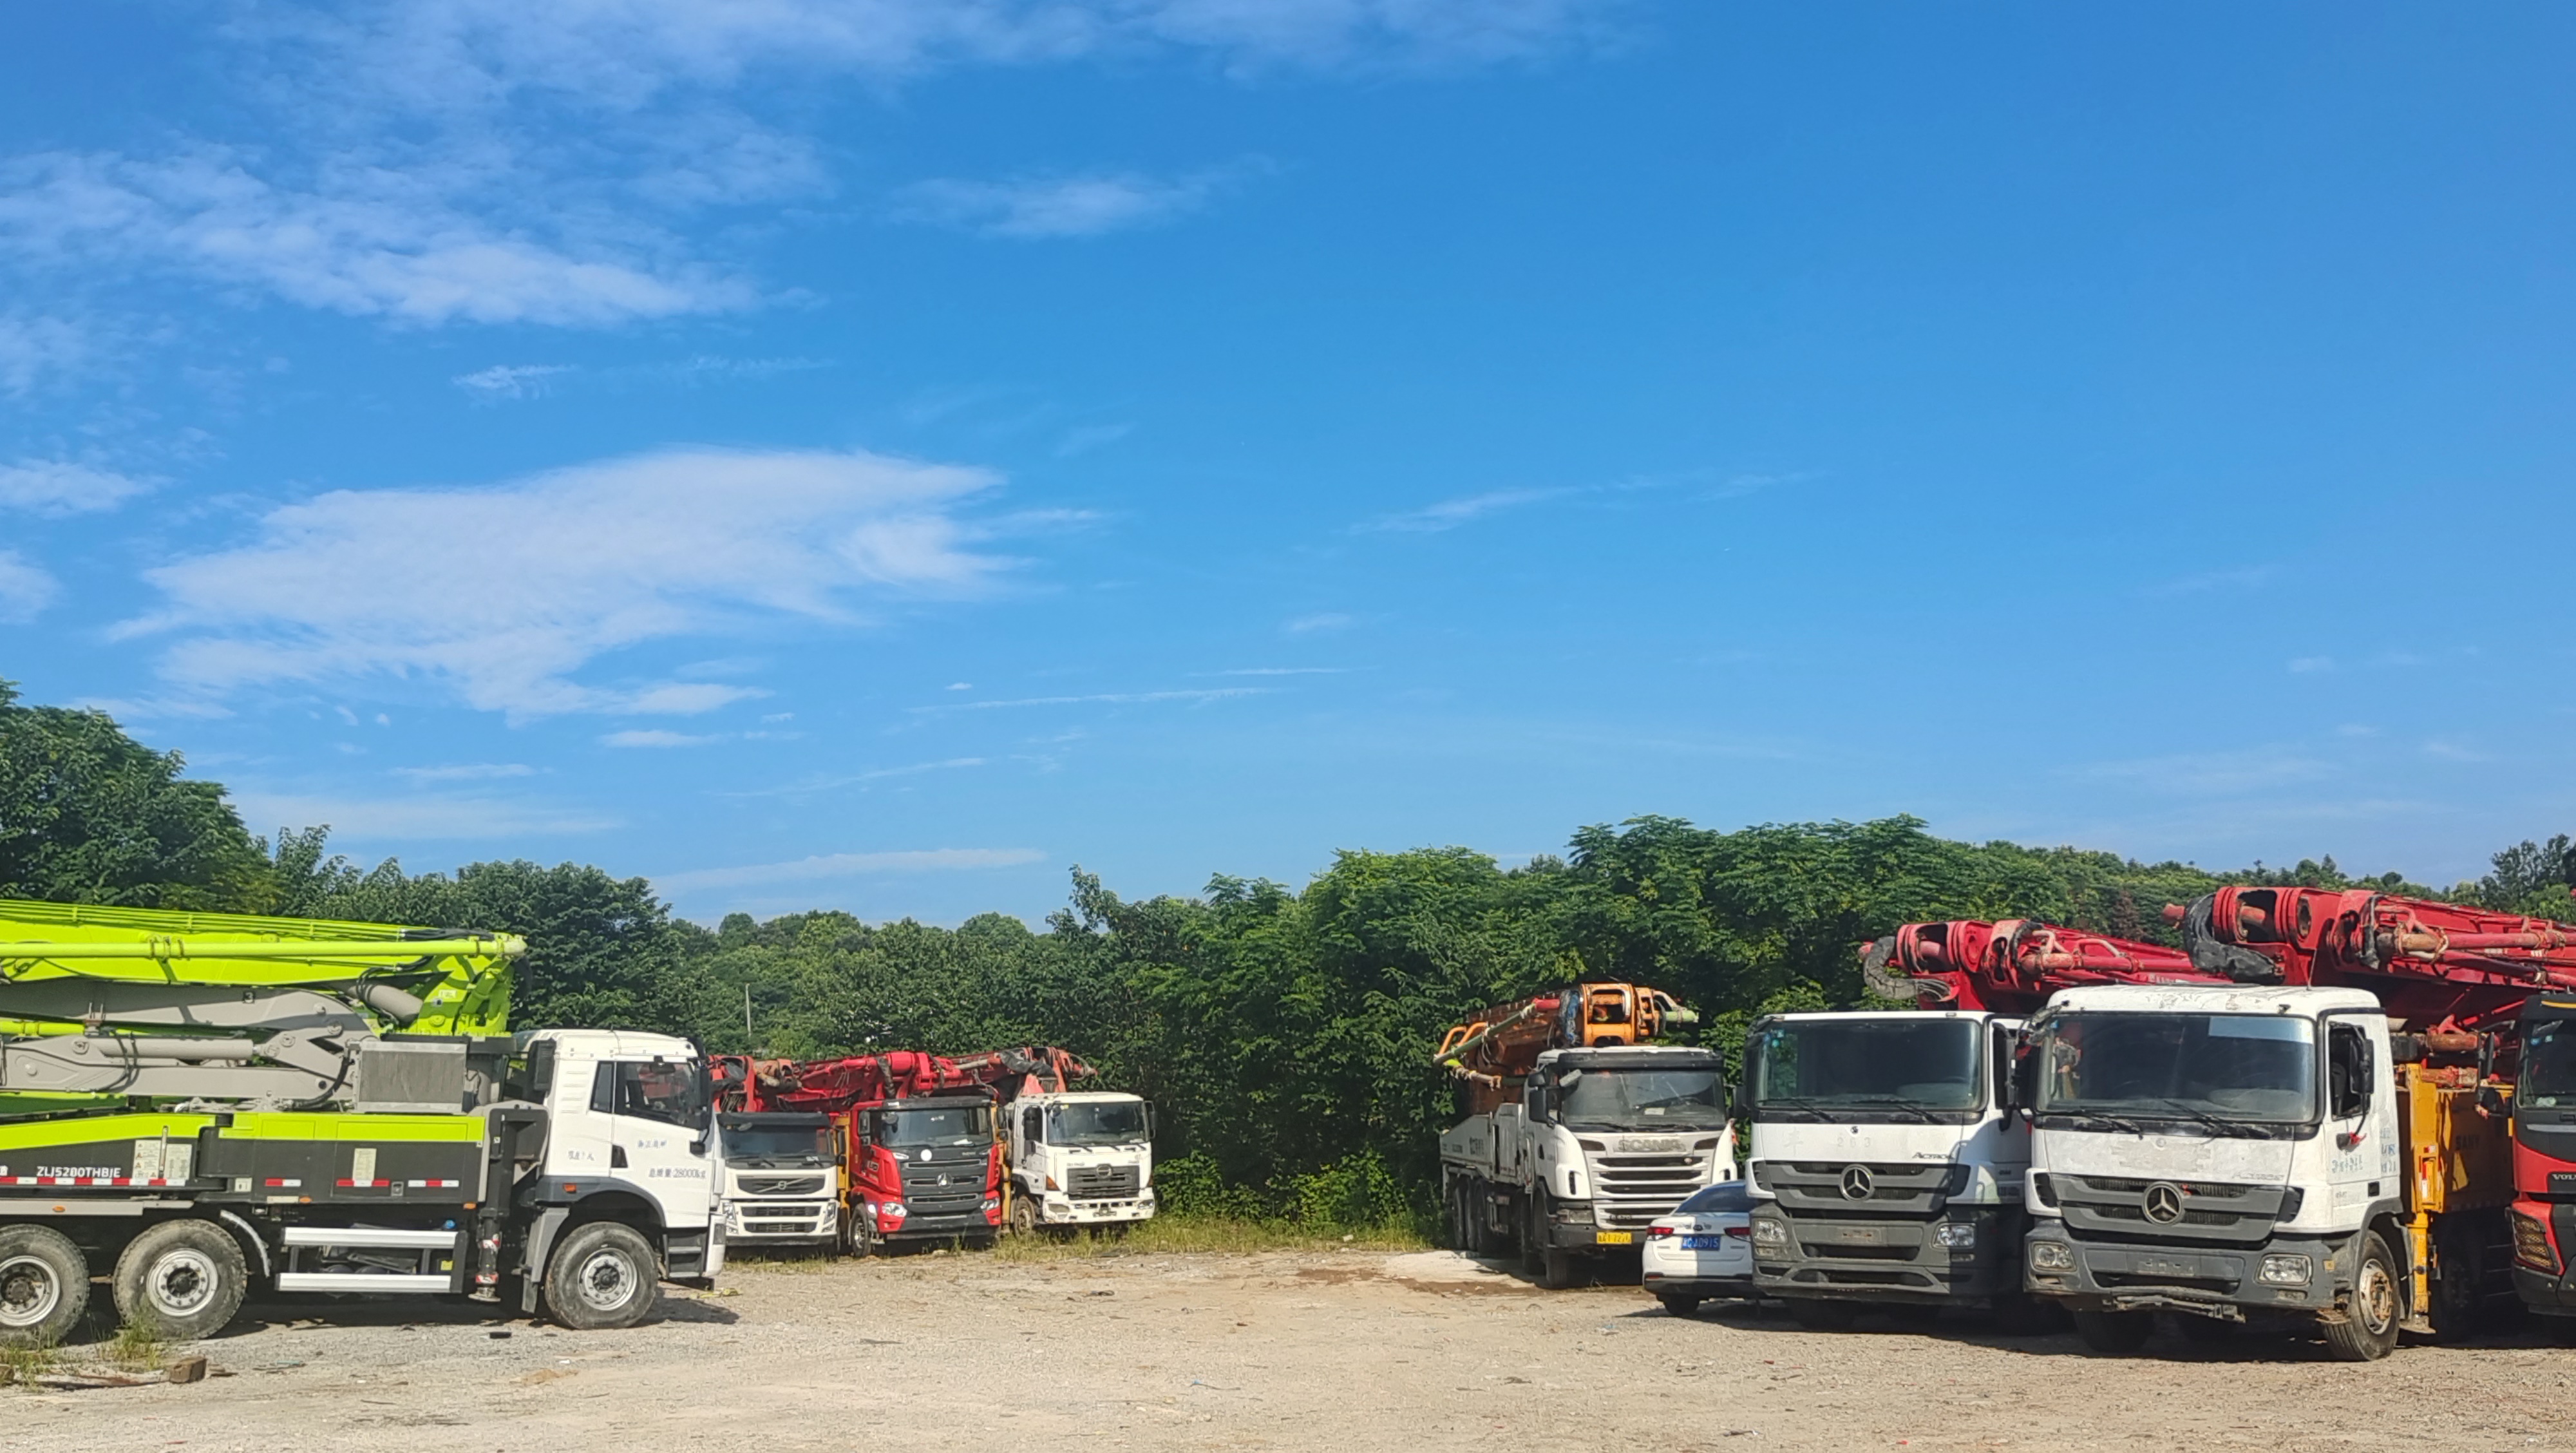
[5,3,2573,925]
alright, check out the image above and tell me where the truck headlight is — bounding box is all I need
[1752,1217,1789,1249]
[2258,1253,2312,1287]
[1551,1200,1596,1224]
[2028,1240,2073,1271]
[1934,1222,1977,1249]
[2514,1208,2562,1275]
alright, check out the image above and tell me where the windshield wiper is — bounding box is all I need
[1833,1095,1941,1123]
[2133,1098,2275,1138]
[2058,1110,2148,1135]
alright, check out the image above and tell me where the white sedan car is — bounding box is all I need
[1642,1180,1756,1315]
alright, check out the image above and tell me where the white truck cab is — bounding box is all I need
[1004,1091,1156,1230]
[518,1029,726,1316]
[2020,985,2407,1358]
[714,1110,840,1248]
[1741,1010,2031,1324]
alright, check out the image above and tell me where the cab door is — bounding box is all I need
[2322,1013,2390,1222]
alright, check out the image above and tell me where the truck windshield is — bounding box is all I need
[2032,1012,2315,1126]
[1053,1100,1150,1146]
[722,1124,833,1166]
[874,1105,992,1147]
[1555,1067,1728,1131]
[1748,1018,1982,1121]
[2523,1019,2576,1114]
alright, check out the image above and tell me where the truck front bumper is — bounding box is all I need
[1042,1191,1156,1224]
[2022,1224,2349,1319]
[1751,1205,2019,1304]
[2510,1201,2576,1316]
[723,1199,838,1244]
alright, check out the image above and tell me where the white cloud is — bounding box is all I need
[656,846,1046,893]
[922,687,1268,711]
[0,549,59,623]
[1283,612,1354,634]
[0,313,89,394]
[455,364,576,398]
[896,170,1226,240]
[0,459,153,515]
[1358,487,1565,533]
[0,150,746,328]
[1220,666,1348,676]
[601,728,721,748]
[126,446,1009,716]
[227,789,618,839]
[393,762,538,782]
[2288,656,2335,674]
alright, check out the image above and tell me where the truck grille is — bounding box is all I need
[1587,1153,1710,1228]
[738,1202,829,1235]
[899,1154,989,1218]
[1752,1161,1967,1217]
[737,1175,828,1197]
[1068,1164,1142,1201]
[2056,1175,2287,1246]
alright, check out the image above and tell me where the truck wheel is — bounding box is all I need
[542,1222,660,1331]
[1536,1248,1576,1290]
[1789,1299,1858,1331]
[2427,1215,2487,1343]
[0,1225,89,1345]
[1991,1293,2064,1336]
[2322,1231,2402,1362]
[2072,1310,2152,1355]
[1009,1198,1039,1237]
[1442,1184,1466,1251]
[1658,1293,1702,1317]
[113,1219,247,1341]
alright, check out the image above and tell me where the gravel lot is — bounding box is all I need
[12,1248,2576,1452]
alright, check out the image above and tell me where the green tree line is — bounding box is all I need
[8,680,2572,1225]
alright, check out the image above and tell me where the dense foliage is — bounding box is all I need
[7,685,2572,1224]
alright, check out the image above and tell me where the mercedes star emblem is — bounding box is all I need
[1839,1164,1875,1201]
[2143,1181,2185,1224]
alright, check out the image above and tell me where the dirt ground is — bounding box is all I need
[12,1248,2576,1452]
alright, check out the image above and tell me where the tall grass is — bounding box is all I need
[988,1214,1430,1262]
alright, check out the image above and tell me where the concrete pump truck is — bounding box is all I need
[1741,919,2227,1329]
[2020,887,2547,1358]
[1436,983,1732,1289]
[0,898,723,1344]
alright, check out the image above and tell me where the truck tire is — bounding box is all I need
[0,1225,89,1345]
[1536,1248,1576,1290]
[113,1219,248,1341]
[542,1221,660,1331]
[2427,1213,2489,1343]
[2321,1231,2402,1362]
[1789,1299,1859,1331]
[1009,1197,1040,1237]
[1991,1293,2064,1336]
[2072,1309,2152,1355]
[1658,1293,1703,1317]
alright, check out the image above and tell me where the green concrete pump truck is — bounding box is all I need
[0,898,723,1344]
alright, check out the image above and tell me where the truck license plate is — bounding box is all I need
[1595,1231,1634,1246]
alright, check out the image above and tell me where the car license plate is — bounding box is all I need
[1682,1235,1728,1250]
[1595,1231,1634,1246]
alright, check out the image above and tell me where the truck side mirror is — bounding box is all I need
[2008,1051,2038,1116]
[2477,1083,2509,1118]
[1727,1080,1750,1120]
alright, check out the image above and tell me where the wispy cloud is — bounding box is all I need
[656,846,1047,893]
[0,459,153,515]
[0,550,58,623]
[2288,656,2335,674]
[227,788,618,839]
[0,313,88,395]
[896,166,1251,240]
[1056,423,1134,457]
[727,757,989,797]
[920,688,1269,712]
[601,729,722,748]
[454,364,574,399]
[1283,612,1354,634]
[2063,748,2333,795]
[1357,487,1566,534]
[122,446,1010,717]
[1220,666,1349,676]
[393,762,537,783]
[2145,564,2277,597]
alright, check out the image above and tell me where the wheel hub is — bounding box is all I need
[150,1249,216,1317]
[0,1255,61,1328]
[578,1250,635,1311]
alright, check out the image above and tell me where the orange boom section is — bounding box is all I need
[1435,982,1697,1114]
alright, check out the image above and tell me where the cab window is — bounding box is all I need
[591,1061,697,1126]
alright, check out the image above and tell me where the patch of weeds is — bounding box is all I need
[0,1336,61,1389]
[104,1318,167,1372]
[990,1215,1430,1262]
